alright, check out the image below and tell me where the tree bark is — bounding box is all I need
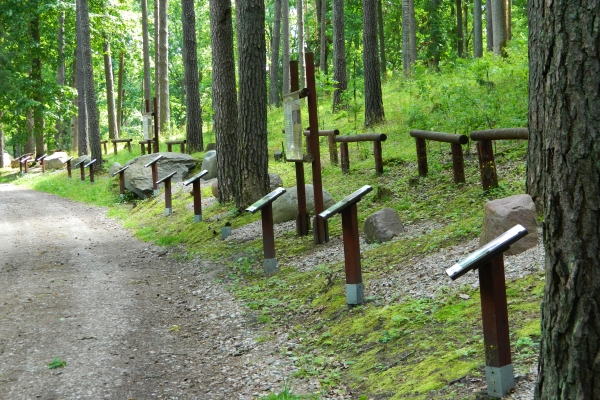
[158,0,170,134]
[363,0,384,126]
[505,0,511,40]
[427,0,441,70]
[116,52,124,135]
[103,35,118,140]
[78,0,102,169]
[154,0,160,124]
[142,0,152,103]
[409,0,417,64]
[402,0,411,75]
[282,0,290,95]
[25,109,35,155]
[56,12,66,149]
[210,0,238,203]
[76,4,88,156]
[456,0,463,57]
[269,0,281,106]
[0,111,4,167]
[182,0,203,152]
[297,0,305,87]
[473,0,483,57]
[319,0,327,74]
[528,1,600,398]
[332,0,347,111]
[491,0,506,56]
[71,52,79,153]
[486,0,493,51]
[31,14,44,158]
[235,0,269,209]
[376,0,386,77]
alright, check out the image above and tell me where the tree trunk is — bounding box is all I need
[491,0,506,56]
[210,0,238,203]
[71,53,79,153]
[116,51,124,135]
[409,0,417,63]
[332,0,347,111]
[235,0,269,209]
[473,0,483,57]
[269,0,281,106]
[376,0,386,77]
[158,0,170,134]
[0,111,4,167]
[154,0,160,123]
[103,35,118,140]
[182,0,203,152]
[528,1,600,398]
[463,0,469,55]
[141,0,152,103]
[456,0,463,57]
[282,0,290,95]
[297,0,305,87]
[78,0,102,169]
[363,0,384,126]
[505,0,511,40]
[402,0,411,75]
[76,1,88,156]
[31,14,44,158]
[486,0,493,51]
[56,11,66,149]
[25,109,35,155]
[319,0,327,74]
[427,0,441,70]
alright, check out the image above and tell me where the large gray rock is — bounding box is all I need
[364,207,404,244]
[45,152,69,170]
[272,184,336,224]
[480,194,538,256]
[269,173,283,190]
[124,152,198,199]
[108,162,123,177]
[2,152,13,167]
[211,179,219,198]
[201,150,217,180]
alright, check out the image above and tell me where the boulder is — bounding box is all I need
[480,194,538,256]
[2,152,13,168]
[10,160,20,168]
[211,179,219,198]
[124,152,198,199]
[272,184,336,224]
[269,173,283,190]
[108,162,123,177]
[72,155,90,168]
[364,208,404,244]
[45,152,69,170]
[201,150,217,180]
[205,143,216,151]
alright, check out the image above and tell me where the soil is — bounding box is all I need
[0,183,315,400]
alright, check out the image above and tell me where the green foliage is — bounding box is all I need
[47,357,67,369]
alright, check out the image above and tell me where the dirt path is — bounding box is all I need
[0,184,311,400]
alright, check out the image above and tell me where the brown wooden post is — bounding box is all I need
[180,141,185,153]
[184,170,208,222]
[112,141,118,155]
[374,140,383,175]
[65,158,72,178]
[119,171,126,197]
[261,202,276,272]
[305,52,327,244]
[153,97,159,153]
[290,60,309,236]
[341,203,363,304]
[79,162,85,181]
[416,137,428,176]
[451,143,466,183]
[477,139,498,190]
[85,159,96,184]
[37,154,47,174]
[126,139,132,152]
[22,156,31,174]
[140,142,146,155]
[328,133,338,166]
[144,155,163,196]
[156,171,177,216]
[167,143,173,152]
[101,140,107,154]
[340,142,350,173]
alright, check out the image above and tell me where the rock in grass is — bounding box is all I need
[272,184,335,224]
[364,207,404,244]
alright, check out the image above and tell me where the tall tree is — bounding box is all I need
[210,0,238,202]
[55,11,66,149]
[402,0,411,74]
[141,0,152,103]
[528,0,600,398]
[456,0,463,57]
[158,0,170,134]
[409,0,417,63]
[297,0,305,87]
[71,54,79,153]
[376,0,386,77]
[75,3,88,156]
[426,0,441,70]
[236,0,269,209]
[473,0,483,57]
[505,0,511,40]
[103,35,118,140]
[319,0,327,74]
[282,0,290,95]
[30,12,44,158]
[491,0,506,55]
[332,0,346,110]
[0,111,4,167]
[77,0,102,168]
[181,0,203,152]
[486,0,493,51]
[269,0,281,106]
[363,0,384,125]
[116,52,124,135]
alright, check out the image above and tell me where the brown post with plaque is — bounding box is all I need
[37,154,47,174]
[63,157,73,178]
[84,159,96,184]
[157,171,177,216]
[184,170,209,222]
[445,224,528,398]
[111,165,130,199]
[144,155,163,196]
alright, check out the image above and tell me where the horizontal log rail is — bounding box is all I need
[335,133,387,143]
[470,128,528,141]
[410,130,468,145]
[335,134,387,174]
[111,138,132,154]
[166,139,186,153]
[409,130,466,184]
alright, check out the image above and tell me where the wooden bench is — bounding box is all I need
[111,139,132,155]
[166,139,186,154]
[139,139,153,155]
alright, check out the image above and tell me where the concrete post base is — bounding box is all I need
[345,283,364,305]
[164,208,172,216]
[263,258,277,273]
[194,214,202,223]
[485,364,514,398]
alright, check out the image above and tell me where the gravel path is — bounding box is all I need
[0,183,314,399]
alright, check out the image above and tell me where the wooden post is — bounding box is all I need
[305,52,327,244]
[167,143,173,152]
[342,203,363,304]
[183,170,209,222]
[84,159,96,184]
[144,155,163,196]
[290,60,309,237]
[153,97,159,153]
[113,141,118,155]
[416,137,428,176]
[64,158,73,178]
[180,141,185,153]
[37,154,47,174]
[451,143,466,184]
[101,140,107,154]
[340,142,349,173]
[79,162,85,181]
[373,140,383,175]
[157,171,177,216]
[477,139,498,190]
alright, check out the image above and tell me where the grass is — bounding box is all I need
[0,39,540,400]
